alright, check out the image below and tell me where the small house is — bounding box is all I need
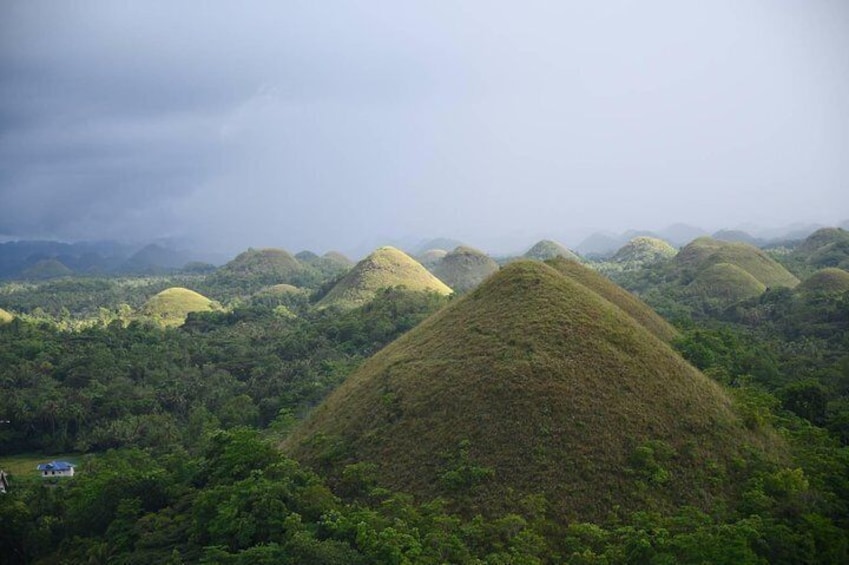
[36,461,75,478]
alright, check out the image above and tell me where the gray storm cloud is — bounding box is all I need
[2,1,847,254]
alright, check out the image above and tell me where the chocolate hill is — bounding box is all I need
[287,261,779,523]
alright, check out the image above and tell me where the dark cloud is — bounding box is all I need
[2,1,848,254]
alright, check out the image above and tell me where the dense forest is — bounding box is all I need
[1,232,848,564]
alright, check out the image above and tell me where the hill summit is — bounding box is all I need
[287,261,776,522]
[317,247,452,310]
[211,248,308,293]
[431,246,499,293]
[523,239,580,262]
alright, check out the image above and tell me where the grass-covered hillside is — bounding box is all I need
[139,287,221,326]
[611,236,677,265]
[317,246,452,310]
[523,239,580,262]
[783,227,849,275]
[207,248,312,296]
[687,262,767,304]
[796,268,849,296]
[676,237,799,289]
[545,257,679,342]
[431,246,499,294]
[0,307,13,323]
[287,261,779,523]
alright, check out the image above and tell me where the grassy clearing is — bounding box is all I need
[0,452,81,481]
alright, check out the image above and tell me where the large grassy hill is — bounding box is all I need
[317,247,452,310]
[431,246,499,294]
[545,257,679,342]
[287,261,780,523]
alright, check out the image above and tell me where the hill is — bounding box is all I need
[545,257,678,342]
[287,261,778,523]
[675,238,799,289]
[140,287,221,326]
[796,268,849,296]
[523,239,580,262]
[712,229,763,246]
[611,236,677,264]
[788,228,849,273]
[316,247,452,310]
[687,262,767,304]
[0,307,14,323]
[210,248,310,294]
[418,249,448,269]
[120,244,191,273]
[20,258,73,280]
[431,246,499,293]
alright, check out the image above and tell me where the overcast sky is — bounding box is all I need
[2,1,848,255]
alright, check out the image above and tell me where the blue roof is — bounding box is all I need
[36,461,74,471]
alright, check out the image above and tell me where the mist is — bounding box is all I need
[2,1,847,256]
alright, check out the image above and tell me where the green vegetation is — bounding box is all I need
[781,228,849,276]
[139,287,221,327]
[287,261,774,523]
[0,307,13,323]
[317,246,452,310]
[523,239,580,262]
[1,237,848,563]
[797,268,849,296]
[207,248,315,297]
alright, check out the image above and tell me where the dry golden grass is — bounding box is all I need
[0,307,14,323]
[687,262,767,303]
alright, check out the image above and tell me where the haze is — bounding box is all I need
[2,1,848,256]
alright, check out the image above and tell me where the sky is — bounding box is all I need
[2,1,848,256]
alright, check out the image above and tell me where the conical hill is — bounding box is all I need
[523,239,580,262]
[688,263,767,304]
[797,268,849,295]
[676,237,798,288]
[611,236,676,264]
[213,248,307,291]
[0,307,14,323]
[545,257,678,342]
[140,287,221,327]
[431,246,499,293]
[316,247,452,310]
[287,261,778,522]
